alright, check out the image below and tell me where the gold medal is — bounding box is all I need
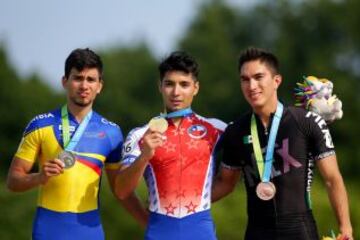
[256,182,276,201]
[148,117,168,133]
[58,150,76,169]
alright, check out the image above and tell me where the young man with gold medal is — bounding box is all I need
[115,51,226,240]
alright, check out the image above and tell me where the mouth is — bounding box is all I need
[249,92,261,100]
[170,100,182,105]
[78,92,89,98]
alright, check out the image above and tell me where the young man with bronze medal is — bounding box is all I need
[212,47,353,240]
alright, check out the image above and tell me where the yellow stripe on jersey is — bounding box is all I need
[74,151,106,162]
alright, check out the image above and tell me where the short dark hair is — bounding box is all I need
[64,48,103,79]
[238,47,279,75]
[158,51,199,81]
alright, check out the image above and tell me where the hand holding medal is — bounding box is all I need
[139,117,168,161]
[58,150,76,169]
[143,109,191,158]
[39,158,65,183]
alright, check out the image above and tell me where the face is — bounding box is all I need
[62,67,103,107]
[159,71,199,112]
[240,60,281,111]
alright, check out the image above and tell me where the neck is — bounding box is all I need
[171,117,182,127]
[164,107,190,127]
[67,102,92,123]
[253,99,278,128]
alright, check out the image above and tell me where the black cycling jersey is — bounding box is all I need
[222,105,335,239]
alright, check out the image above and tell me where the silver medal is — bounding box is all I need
[58,150,76,169]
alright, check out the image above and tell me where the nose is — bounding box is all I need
[249,79,257,90]
[79,80,89,89]
[172,84,181,96]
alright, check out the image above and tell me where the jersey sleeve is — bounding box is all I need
[200,116,227,154]
[305,111,336,160]
[221,123,243,169]
[14,118,42,164]
[105,125,124,170]
[294,109,336,160]
[121,128,144,167]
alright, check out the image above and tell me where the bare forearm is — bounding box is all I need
[326,177,352,236]
[119,193,149,228]
[7,172,44,192]
[212,179,235,203]
[115,155,150,199]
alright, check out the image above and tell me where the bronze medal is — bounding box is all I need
[256,181,276,201]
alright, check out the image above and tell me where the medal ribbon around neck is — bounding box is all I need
[250,102,283,182]
[160,107,193,119]
[61,105,93,151]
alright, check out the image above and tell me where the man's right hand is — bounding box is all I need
[139,128,165,161]
[39,159,65,184]
[7,157,65,192]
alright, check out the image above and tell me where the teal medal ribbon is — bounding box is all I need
[59,105,92,168]
[251,102,283,200]
[160,107,193,119]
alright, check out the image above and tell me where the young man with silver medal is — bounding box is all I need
[6,48,147,239]
[212,47,353,240]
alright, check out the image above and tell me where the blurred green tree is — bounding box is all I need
[0,46,62,173]
[96,44,160,133]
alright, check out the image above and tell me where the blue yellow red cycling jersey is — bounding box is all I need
[15,107,123,239]
[122,113,226,219]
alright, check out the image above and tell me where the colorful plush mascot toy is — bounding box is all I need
[294,76,343,123]
[295,78,348,239]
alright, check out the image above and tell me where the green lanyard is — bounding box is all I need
[61,105,92,150]
[250,102,283,180]
[61,105,71,148]
[251,114,265,178]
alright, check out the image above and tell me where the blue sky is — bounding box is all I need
[0,0,256,90]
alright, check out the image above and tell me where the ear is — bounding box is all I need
[193,81,200,96]
[158,80,162,93]
[97,80,103,94]
[61,76,67,89]
[274,74,282,90]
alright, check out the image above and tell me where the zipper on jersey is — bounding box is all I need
[175,117,184,218]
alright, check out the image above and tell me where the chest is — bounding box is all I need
[150,123,219,169]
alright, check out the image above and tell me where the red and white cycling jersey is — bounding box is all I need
[122,113,226,218]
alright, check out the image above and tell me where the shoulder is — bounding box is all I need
[286,105,308,119]
[125,124,148,142]
[89,112,125,147]
[226,112,250,133]
[221,112,251,145]
[194,114,227,132]
[92,112,122,135]
[121,124,148,157]
[23,109,59,136]
[286,106,325,127]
